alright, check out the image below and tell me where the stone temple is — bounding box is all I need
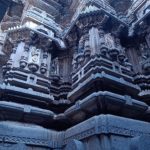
[0,0,149,149]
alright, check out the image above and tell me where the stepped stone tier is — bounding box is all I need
[0,0,149,149]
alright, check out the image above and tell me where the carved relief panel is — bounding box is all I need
[51,57,59,75]
[139,42,150,74]
[28,46,41,72]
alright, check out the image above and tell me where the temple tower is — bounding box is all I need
[0,0,149,150]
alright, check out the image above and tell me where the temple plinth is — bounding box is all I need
[0,0,149,149]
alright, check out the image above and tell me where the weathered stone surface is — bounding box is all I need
[0,0,149,150]
[0,115,149,149]
[131,135,150,150]
[65,140,84,150]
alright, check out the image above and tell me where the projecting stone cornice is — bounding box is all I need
[4,24,66,50]
[0,88,149,127]
[63,2,128,39]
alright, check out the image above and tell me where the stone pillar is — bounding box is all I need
[20,42,30,68]
[99,28,108,55]
[7,44,17,69]
[89,27,100,55]
[115,38,126,63]
[40,51,48,74]
[84,34,91,62]
[72,45,78,73]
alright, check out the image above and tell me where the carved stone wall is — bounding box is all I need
[0,115,149,150]
[0,0,149,150]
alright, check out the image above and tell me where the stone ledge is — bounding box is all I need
[0,121,64,148]
[64,114,150,144]
[0,114,150,149]
[65,91,148,124]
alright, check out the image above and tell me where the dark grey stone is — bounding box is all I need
[65,140,84,150]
